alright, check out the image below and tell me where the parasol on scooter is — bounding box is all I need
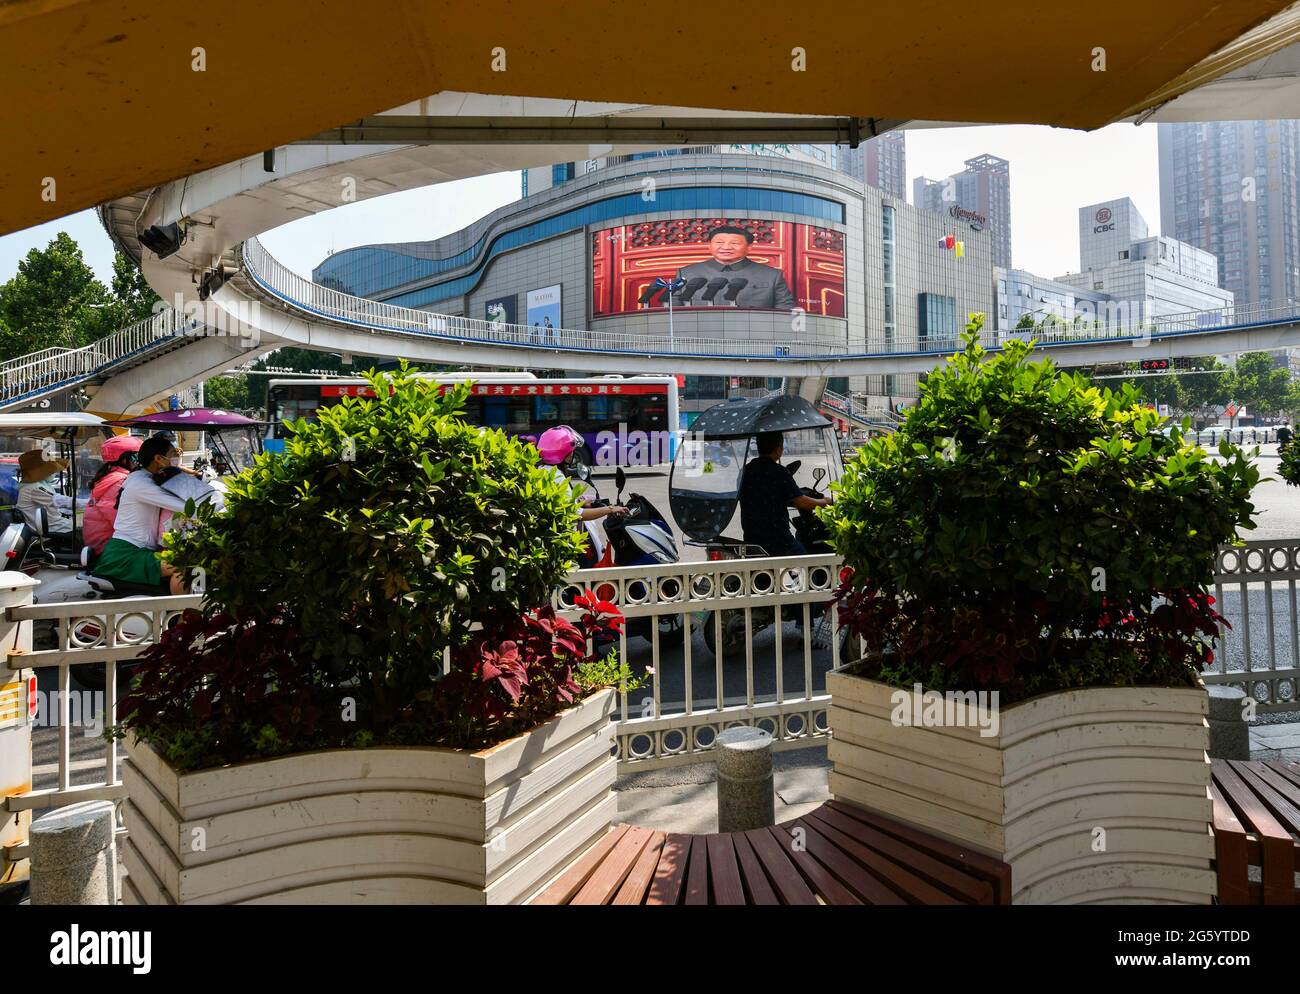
[668,394,843,658]
[669,394,842,555]
[108,407,267,476]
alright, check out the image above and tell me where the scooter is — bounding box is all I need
[578,466,686,645]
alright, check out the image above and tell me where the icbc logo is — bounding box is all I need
[1096,207,1112,224]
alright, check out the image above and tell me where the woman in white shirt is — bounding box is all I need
[16,450,75,535]
[92,436,190,594]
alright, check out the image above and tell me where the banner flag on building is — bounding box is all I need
[955,240,965,258]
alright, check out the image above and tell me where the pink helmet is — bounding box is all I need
[101,434,143,462]
[536,426,582,466]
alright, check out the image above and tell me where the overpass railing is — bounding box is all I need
[242,236,1300,360]
[6,538,1299,819]
[0,309,200,409]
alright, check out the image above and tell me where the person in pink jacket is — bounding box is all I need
[82,435,143,557]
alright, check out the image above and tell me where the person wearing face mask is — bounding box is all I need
[16,450,76,536]
[92,435,192,594]
[152,444,225,538]
[83,434,143,557]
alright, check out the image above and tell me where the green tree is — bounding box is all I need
[97,251,162,333]
[0,232,110,359]
[202,374,253,412]
[1229,352,1291,417]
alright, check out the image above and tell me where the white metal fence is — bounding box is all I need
[5,538,1299,819]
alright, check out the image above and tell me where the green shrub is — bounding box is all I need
[117,365,622,767]
[1279,437,1300,486]
[824,318,1258,701]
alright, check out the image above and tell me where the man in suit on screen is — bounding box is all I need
[675,225,797,310]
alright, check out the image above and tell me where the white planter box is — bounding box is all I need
[121,688,616,905]
[827,667,1215,905]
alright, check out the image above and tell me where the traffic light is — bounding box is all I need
[1173,357,1193,370]
[1139,358,1170,372]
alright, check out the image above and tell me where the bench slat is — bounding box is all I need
[768,823,862,905]
[706,834,747,906]
[645,833,692,906]
[826,799,1012,903]
[684,835,711,905]
[573,825,653,905]
[807,803,989,905]
[1217,761,1295,905]
[744,826,819,905]
[790,817,905,905]
[731,831,780,905]
[531,824,629,905]
[1209,780,1251,906]
[612,831,666,906]
[1240,763,1300,838]
[804,807,966,905]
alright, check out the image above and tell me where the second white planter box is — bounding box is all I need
[827,668,1216,904]
[121,688,617,905]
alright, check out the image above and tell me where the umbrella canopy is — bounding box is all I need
[689,395,831,440]
[109,408,263,430]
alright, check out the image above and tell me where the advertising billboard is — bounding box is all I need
[484,295,517,326]
[526,284,562,341]
[591,218,845,318]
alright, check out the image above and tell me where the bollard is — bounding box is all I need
[1206,686,1251,761]
[29,800,118,905]
[715,726,775,832]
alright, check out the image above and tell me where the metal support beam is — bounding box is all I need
[296,116,904,146]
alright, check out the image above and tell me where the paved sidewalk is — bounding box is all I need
[1250,721,1300,760]
[616,746,830,834]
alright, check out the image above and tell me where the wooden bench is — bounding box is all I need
[1211,758,1300,905]
[530,799,1012,905]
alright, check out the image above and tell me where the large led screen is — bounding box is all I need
[591,218,845,318]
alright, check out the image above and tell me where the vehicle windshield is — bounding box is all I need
[0,426,108,508]
[668,425,843,543]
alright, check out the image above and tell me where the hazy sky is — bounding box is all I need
[0,122,1162,288]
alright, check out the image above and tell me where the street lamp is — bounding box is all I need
[651,276,687,351]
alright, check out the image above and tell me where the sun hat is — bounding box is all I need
[101,434,144,462]
[18,449,68,484]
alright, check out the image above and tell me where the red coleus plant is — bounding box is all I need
[115,591,625,770]
[443,592,623,733]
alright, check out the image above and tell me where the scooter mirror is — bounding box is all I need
[786,459,802,476]
[615,467,626,496]
[812,467,826,488]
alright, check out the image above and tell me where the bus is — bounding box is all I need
[265,373,682,467]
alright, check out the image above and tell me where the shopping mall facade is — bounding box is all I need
[313,148,996,416]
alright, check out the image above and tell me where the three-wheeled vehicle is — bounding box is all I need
[108,407,266,479]
[668,394,844,658]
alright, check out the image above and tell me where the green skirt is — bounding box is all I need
[95,537,163,587]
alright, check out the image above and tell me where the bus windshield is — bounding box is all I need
[265,376,682,467]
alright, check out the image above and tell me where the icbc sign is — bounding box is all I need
[1096,207,1112,224]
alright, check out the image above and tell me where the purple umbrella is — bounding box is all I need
[109,408,266,474]
[108,408,265,430]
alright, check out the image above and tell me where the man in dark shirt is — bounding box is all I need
[676,226,797,310]
[738,431,832,555]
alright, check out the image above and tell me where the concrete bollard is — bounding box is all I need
[29,800,118,905]
[1206,685,1251,761]
[716,726,775,832]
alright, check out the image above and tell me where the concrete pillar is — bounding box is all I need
[29,800,118,905]
[716,726,775,832]
[1207,685,1251,761]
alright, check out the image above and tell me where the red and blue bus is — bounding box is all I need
[265,373,682,466]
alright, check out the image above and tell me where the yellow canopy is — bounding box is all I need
[1,0,1294,235]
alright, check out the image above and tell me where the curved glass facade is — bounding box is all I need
[314,186,846,306]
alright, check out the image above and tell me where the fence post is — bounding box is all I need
[0,571,38,899]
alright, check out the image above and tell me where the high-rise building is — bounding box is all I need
[913,154,1012,269]
[837,132,907,199]
[1054,197,1233,321]
[1158,120,1300,308]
